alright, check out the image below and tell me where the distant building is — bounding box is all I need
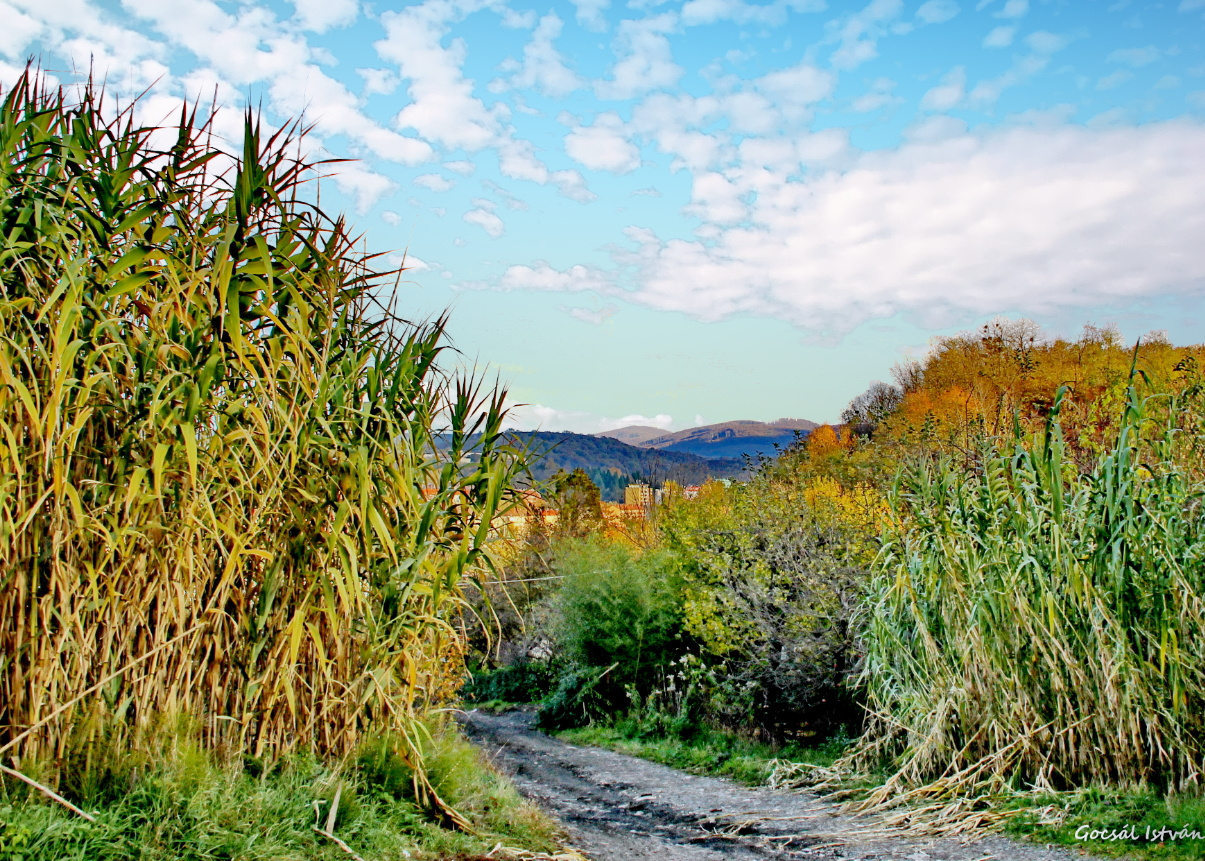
[625,483,654,507]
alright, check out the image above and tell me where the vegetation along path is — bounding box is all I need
[461,710,1104,861]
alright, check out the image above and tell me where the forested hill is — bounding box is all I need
[503,431,746,501]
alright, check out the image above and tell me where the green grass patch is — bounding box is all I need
[1003,786,1205,861]
[558,716,851,787]
[0,722,561,861]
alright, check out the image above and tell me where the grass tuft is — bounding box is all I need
[0,720,562,861]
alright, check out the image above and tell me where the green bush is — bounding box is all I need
[532,539,689,728]
[461,660,560,705]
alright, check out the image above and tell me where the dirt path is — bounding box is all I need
[461,710,1103,861]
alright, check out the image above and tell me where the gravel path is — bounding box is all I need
[460,710,1106,861]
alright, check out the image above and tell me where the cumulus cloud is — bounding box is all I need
[463,200,505,238]
[414,173,456,191]
[995,0,1027,17]
[680,0,825,27]
[495,262,610,292]
[982,25,1014,48]
[357,67,399,95]
[498,122,1205,336]
[1097,70,1134,91]
[828,0,904,71]
[920,66,965,111]
[570,0,610,32]
[0,2,44,59]
[501,12,582,97]
[851,77,899,112]
[595,13,683,100]
[967,33,1065,105]
[915,0,960,25]
[290,0,357,33]
[1108,46,1162,67]
[565,112,641,173]
[504,403,675,434]
[376,0,597,204]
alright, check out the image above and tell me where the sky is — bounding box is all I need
[5,0,1205,430]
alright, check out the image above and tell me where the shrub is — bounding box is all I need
[660,477,873,741]
[535,539,688,727]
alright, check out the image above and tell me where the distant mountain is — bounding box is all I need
[503,431,746,501]
[595,425,668,446]
[595,418,818,462]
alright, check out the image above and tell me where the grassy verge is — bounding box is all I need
[1001,786,1205,861]
[557,716,852,787]
[0,722,563,861]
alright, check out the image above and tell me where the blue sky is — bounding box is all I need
[6,0,1205,429]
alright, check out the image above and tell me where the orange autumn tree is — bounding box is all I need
[855,319,1205,465]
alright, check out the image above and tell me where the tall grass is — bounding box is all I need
[856,383,1205,799]
[0,70,523,813]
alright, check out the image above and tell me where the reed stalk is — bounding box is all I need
[0,69,524,813]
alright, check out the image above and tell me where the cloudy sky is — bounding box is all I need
[6,0,1205,430]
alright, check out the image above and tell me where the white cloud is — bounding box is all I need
[414,173,456,191]
[499,122,1205,336]
[463,205,505,238]
[920,66,965,111]
[680,0,825,27]
[382,210,403,226]
[564,305,619,324]
[570,0,610,32]
[968,35,1063,105]
[565,112,641,173]
[828,0,904,71]
[851,77,899,112]
[982,25,1014,48]
[1179,0,1205,10]
[0,2,44,58]
[329,162,396,211]
[1025,31,1068,55]
[495,262,610,292]
[444,160,476,175]
[1097,70,1134,90]
[995,0,1028,17]
[376,0,594,201]
[357,67,399,95]
[1108,46,1162,67]
[504,404,675,434]
[755,61,835,119]
[290,0,358,33]
[378,3,501,151]
[503,12,582,97]
[595,13,683,100]
[916,0,960,24]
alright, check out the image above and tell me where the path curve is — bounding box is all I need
[460,710,1102,861]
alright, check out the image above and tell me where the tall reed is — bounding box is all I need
[856,384,1205,798]
[0,70,523,812]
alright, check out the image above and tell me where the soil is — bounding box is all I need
[460,710,1107,861]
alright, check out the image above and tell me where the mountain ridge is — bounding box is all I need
[595,418,818,461]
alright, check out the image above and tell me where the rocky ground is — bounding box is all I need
[460,710,1106,861]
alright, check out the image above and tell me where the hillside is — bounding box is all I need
[596,425,668,446]
[598,418,817,461]
[505,431,746,501]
